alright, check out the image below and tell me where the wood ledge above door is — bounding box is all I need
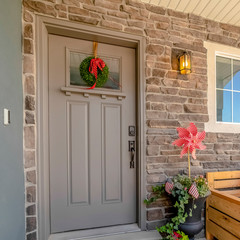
[61,87,126,100]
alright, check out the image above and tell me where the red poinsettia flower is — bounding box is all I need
[172,122,206,159]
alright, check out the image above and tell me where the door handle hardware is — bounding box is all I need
[130,147,135,168]
[129,141,135,168]
[129,141,135,151]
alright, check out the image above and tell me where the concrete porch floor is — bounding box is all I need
[49,224,206,240]
[76,231,206,240]
[77,232,206,240]
[50,230,206,240]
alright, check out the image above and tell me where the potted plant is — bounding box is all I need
[145,123,210,240]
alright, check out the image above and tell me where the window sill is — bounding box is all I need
[205,121,240,133]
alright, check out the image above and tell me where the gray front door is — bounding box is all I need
[48,35,137,233]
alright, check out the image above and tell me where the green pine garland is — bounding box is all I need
[79,56,109,88]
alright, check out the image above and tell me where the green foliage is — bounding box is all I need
[160,230,189,240]
[144,185,165,205]
[145,175,209,240]
[79,56,109,88]
[194,175,210,197]
[179,231,189,240]
[153,182,190,239]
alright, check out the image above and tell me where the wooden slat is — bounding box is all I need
[208,207,240,238]
[214,179,240,189]
[236,21,240,27]
[222,2,240,22]
[216,191,240,203]
[207,171,240,181]
[159,0,171,8]
[228,11,240,25]
[214,0,239,21]
[150,0,160,5]
[175,0,191,11]
[208,192,240,221]
[167,0,181,9]
[192,0,210,15]
[183,0,198,12]
[211,189,240,205]
[207,0,229,19]
[207,172,215,190]
[201,0,224,18]
[206,220,239,240]
[206,196,214,240]
[221,189,240,197]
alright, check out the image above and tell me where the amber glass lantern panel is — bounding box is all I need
[179,53,191,74]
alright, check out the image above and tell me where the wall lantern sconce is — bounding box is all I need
[179,52,191,74]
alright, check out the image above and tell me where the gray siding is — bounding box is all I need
[0,0,25,239]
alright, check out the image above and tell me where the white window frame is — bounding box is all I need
[204,41,240,133]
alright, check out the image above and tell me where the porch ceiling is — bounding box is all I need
[141,0,240,27]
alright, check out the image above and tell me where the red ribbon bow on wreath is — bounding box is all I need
[85,42,106,89]
[89,58,106,89]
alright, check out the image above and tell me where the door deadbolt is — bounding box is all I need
[128,126,136,136]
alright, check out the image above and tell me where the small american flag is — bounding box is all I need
[188,183,199,199]
[165,179,174,194]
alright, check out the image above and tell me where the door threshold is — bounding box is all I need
[49,224,159,240]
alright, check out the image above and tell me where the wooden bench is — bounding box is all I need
[206,171,240,240]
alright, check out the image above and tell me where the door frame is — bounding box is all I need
[36,16,146,239]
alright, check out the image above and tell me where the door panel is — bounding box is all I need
[102,104,122,203]
[48,35,136,233]
[67,101,89,205]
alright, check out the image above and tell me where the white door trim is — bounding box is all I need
[36,16,146,240]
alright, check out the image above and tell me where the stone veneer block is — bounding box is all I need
[24,39,33,54]
[69,15,99,25]
[26,170,36,184]
[23,0,57,17]
[25,111,35,124]
[26,186,36,203]
[95,0,119,10]
[24,75,35,95]
[23,56,34,74]
[24,10,33,22]
[147,209,164,221]
[26,217,37,232]
[27,231,37,240]
[24,24,33,39]
[26,204,36,215]
[25,96,35,111]
[24,126,35,149]
[24,151,35,169]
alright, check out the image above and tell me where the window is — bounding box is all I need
[204,41,240,133]
[69,50,121,90]
[216,56,240,123]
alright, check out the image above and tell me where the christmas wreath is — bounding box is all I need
[79,56,109,89]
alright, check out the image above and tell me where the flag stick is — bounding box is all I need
[188,148,190,177]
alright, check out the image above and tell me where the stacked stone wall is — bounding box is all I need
[22,0,240,239]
